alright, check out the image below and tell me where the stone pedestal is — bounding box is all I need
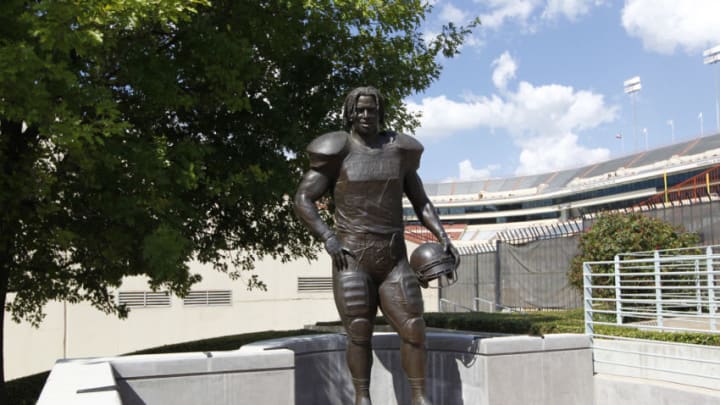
[38,332,593,405]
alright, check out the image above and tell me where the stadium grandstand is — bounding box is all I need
[404,131,720,248]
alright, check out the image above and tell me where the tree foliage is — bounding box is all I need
[0,0,476,394]
[567,212,700,291]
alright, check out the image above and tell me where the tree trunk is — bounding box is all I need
[0,263,9,404]
[0,119,26,403]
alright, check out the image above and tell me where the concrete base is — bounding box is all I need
[593,338,720,390]
[38,332,592,405]
[594,374,720,405]
[38,347,295,405]
[249,332,593,405]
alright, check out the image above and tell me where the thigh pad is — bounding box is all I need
[335,270,374,318]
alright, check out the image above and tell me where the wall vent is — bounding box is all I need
[118,291,171,308]
[183,290,232,306]
[297,277,333,292]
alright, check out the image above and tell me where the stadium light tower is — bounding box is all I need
[624,76,642,151]
[667,119,675,143]
[704,45,720,133]
[699,112,704,136]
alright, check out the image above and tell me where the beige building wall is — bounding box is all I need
[5,241,439,380]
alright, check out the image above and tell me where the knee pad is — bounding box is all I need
[348,318,373,345]
[336,271,373,317]
[401,317,426,345]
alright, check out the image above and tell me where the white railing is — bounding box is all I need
[583,245,719,336]
[439,297,524,313]
[438,298,476,313]
[583,246,720,389]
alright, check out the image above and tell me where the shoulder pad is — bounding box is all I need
[391,132,423,172]
[307,131,350,156]
[393,132,424,153]
[306,131,349,177]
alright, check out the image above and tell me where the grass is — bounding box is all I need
[424,309,586,335]
[317,309,586,336]
[8,309,720,404]
[6,372,50,405]
[127,329,322,355]
[422,309,720,346]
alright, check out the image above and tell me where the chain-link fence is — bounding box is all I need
[497,237,582,310]
[440,232,582,312]
[439,199,720,313]
[439,247,496,312]
[636,200,720,244]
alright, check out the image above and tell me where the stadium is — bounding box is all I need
[408,132,720,314]
[405,131,720,248]
[7,131,720,381]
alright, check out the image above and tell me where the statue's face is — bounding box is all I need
[353,95,379,137]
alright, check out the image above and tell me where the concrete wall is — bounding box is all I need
[5,254,332,380]
[38,348,295,405]
[278,332,593,405]
[6,241,439,380]
[593,338,720,391]
[594,374,720,405]
[5,292,67,381]
[37,332,593,405]
[38,332,720,405]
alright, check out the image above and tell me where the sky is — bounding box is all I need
[409,0,720,183]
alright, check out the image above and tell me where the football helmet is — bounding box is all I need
[409,242,458,288]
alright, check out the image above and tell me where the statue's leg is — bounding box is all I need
[334,268,378,405]
[379,261,430,405]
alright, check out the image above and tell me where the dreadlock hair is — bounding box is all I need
[342,86,385,130]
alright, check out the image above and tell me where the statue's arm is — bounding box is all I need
[294,169,351,269]
[404,171,459,263]
[294,169,333,241]
[404,171,447,242]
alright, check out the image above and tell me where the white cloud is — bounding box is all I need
[466,34,486,47]
[439,3,468,24]
[491,51,517,90]
[542,0,603,21]
[622,0,720,54]
[406,95,502,138]
[429,3,484,51]
[456,160,499,181]
[479,0,538,29]
[408,52,617,176]
[516,132,608,175]
[477,0,602,29]
[422,29,440,48]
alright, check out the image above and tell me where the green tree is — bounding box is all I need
[568,212,700,292]
[0,0,476,398]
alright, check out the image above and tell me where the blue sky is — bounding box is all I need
[408,0,720,183]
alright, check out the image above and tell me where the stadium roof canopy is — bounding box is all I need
[422,132,720,197]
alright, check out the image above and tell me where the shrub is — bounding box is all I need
[567,212,700,292]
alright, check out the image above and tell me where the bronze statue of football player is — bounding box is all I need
[294,86,459,405]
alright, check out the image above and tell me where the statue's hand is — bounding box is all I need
[324,234,353,271]
[440,235,461,270]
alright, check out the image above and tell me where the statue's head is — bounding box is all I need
[342,86,385,132]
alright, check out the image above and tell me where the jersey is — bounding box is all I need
[306,131,423,236]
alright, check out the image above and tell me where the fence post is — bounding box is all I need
[654,250,664,328]
[494,240,502,312]
[614,255,623,325]
[474,254,480,311]
[695,259,702,316]
[708,246,717,331]
[583,262,594,339]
